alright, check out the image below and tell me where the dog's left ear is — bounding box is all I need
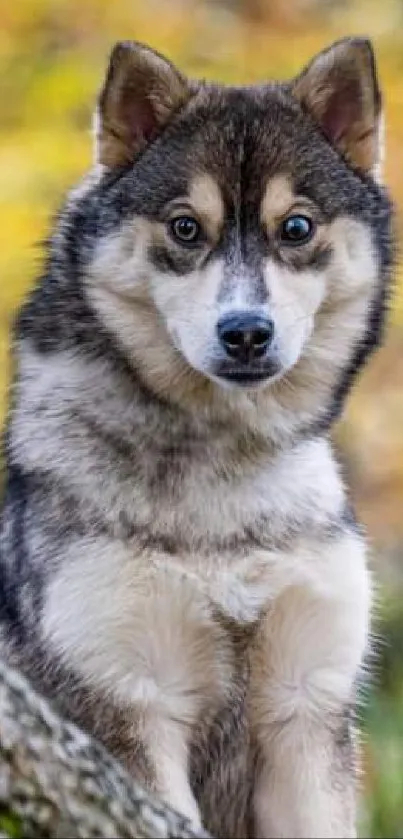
[95,41,191,168]
[292,38,383,179]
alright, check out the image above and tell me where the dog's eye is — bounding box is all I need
[280,214,314,245]
[170,216,201,245]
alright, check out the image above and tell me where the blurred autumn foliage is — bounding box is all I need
[0,1,403,835]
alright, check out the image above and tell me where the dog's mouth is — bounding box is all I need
[212,361,282,388]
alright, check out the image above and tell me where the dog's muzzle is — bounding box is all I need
[214,311,279,386]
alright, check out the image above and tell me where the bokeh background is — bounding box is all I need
[0,0,402,835]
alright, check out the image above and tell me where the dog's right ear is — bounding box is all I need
[95,41,191,168]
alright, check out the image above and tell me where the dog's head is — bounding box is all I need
[82,38,393,434]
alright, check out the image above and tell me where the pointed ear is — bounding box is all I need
[95,41,191,168]
[292,38,383,178]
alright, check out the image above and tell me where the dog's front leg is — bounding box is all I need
[249,533,370,838]
[138,710,202,828]
[42,550,235,832]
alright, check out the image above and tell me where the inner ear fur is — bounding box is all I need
[96,40,191,168]
[292,37,382,176]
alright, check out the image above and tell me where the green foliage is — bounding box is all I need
[0,810,24,839]
[360,596,403,838]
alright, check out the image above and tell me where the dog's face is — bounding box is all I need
[84,38,391,411]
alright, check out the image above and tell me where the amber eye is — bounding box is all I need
[280,214,314,245]
[170,216,201,245]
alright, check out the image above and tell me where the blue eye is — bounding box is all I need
[280,214,314,245]
[170,216,201,245]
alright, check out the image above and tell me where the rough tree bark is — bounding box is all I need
[0,659,211,839]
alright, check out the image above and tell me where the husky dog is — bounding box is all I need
[0,36,393,838]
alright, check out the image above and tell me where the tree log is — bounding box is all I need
[0,659,211,839]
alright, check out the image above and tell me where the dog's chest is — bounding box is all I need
[149,549,276,626]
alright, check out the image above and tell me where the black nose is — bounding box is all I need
[217,312,274,362]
